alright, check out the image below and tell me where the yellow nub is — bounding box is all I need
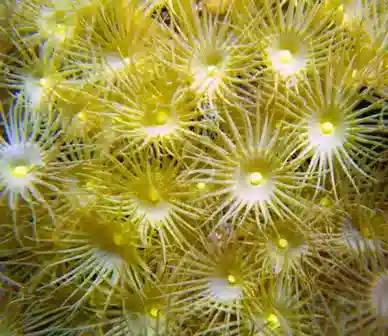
[249,172,264,186]
[113,233,123,246]
[267,313,280,329]
[86,181,95,190]
[54,24,68,40]
[320,197,331,207]
[113,116,123,124]
[39,78,48,87]
[277,238,288,249]
[279,50,293,64]
[196,182,206,190]
[227,274,237,284]
[320,121,335,135]
[78,111,87,121]
[207,65,218,77]
[361,227,373,239]
[156,110,168,125]
[148,188,160,202]
[11,165,29,178]
[150,307,159,318]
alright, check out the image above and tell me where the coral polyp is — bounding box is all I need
[275,56,387,196]
[84,147,200,252]
[238,0,343,87]
[159,0,257,106]
[188,108,311,228]
[244,276,314,335]
[319,248,388,334]
[0,0,387,335]
[0,95,81,233]
[169,226,257,334]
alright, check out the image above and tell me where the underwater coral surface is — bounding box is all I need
[0,0,387,334]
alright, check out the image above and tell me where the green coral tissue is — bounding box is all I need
[0,0,387,335]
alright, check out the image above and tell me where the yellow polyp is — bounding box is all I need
[249,172,264,186]
[279,50,293,64]
[150,307,159,318]
[196,182,206,190]
[320,121,335,135]
[11,165,29,178]
[148,188,160,202]
[267,313,280,329]
[227,274,237,284]
[277,238,288,249]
